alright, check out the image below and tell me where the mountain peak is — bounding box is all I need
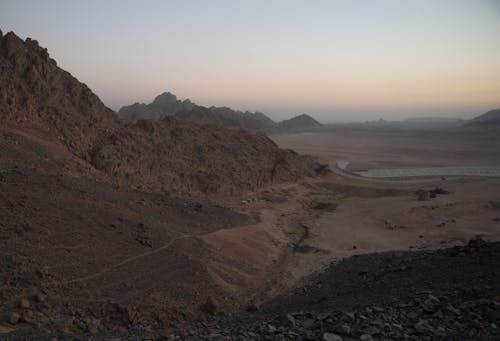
[153,91,177,103]
[279,114,321,130]
[119,91,195,121]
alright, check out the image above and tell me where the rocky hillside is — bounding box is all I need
[91,119,318,196]
[175,105,278,131]
[0,30,120,158]
[0,31,320,197]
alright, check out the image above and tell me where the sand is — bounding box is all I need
[265,127,500,290]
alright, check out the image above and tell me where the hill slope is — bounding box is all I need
[0,31,120,158]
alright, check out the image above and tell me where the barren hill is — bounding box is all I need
[277,114,322,131]
[0,31,319,197]
[0,31,120,158]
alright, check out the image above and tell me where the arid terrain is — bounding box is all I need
[271,127,500,170]
[270,128,500,278]
[1,31,499,340]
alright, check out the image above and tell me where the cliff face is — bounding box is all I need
[0,31,319,197]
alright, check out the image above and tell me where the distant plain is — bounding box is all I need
[271,126,500,171]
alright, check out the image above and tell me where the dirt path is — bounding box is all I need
[60,234,195,285]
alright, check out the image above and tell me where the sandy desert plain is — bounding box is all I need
[267,126,500,283]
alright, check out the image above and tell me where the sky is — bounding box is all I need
[1,0,500,122]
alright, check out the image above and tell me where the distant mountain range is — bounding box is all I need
[334,110,500,129]
[118,92,322,132]
[340,117,465,129]
[468,109,500,125]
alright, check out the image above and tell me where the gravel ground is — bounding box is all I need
[7,239,497,340]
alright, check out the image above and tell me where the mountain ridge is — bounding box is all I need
[118,92,322,132]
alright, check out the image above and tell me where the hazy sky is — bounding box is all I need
[1,0,500,122]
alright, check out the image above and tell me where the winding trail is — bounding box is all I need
[60,234,194,285]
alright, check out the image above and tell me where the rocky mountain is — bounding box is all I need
[119,92,323,132]
[0,31,320,197]
[0,30,120,158]
[119,92,195,122]
[119,94,278,131]
[278,114,322,131]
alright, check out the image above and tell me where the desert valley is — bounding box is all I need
[0,29,499,340]
[1,1,500,340]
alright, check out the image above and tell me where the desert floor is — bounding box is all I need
[2,126,500,339]
[271,127,500,170]
[263,127,500,291]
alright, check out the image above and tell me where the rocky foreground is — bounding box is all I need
[4,239,499,340]
[183,239,500,341]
